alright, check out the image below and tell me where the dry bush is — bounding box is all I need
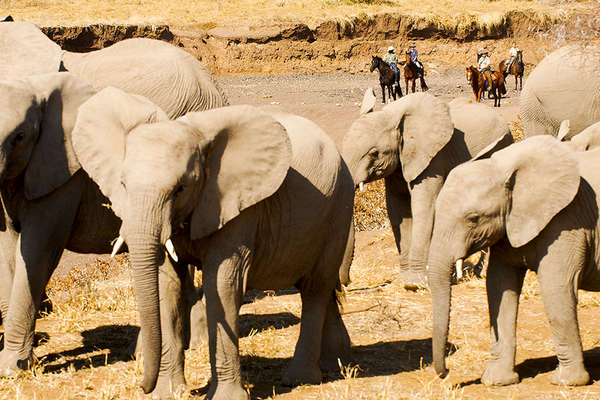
[353,179,389,231]
[510,115,525,142]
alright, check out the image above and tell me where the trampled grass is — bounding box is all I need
[0,0,596,27]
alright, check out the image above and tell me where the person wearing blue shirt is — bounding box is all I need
[408,43,423,77]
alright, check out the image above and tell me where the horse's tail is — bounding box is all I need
[419,76,429,91]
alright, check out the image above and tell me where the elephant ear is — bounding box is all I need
[568,121,600,152]
[360,87,376,115]
[72,87,169,219]
[0,22,62,79]
[471,132,515,161]
[383,93,454,183]
[179,106,292,240]
[493,136,580,248]
[23,73,96,200]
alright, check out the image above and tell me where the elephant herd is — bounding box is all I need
[1,20,600,400]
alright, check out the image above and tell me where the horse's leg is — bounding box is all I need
[381,83,386,104]
[411,78,416,93]
[390,84,396,101]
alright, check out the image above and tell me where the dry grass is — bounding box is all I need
[3,228,600,399]
[353,180,389,231]
[0,0,596,27]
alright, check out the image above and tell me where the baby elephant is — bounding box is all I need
[72,88,355,400]
[428,136,600,386]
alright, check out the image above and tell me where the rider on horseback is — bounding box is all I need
[478,49,493,91]
[505,42,520,73]
[408,43,424,77]
[383,46,400,81]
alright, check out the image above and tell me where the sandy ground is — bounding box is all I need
[5,73,593,400]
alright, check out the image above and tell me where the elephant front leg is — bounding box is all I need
[481,251,525,386]
[385,174,412,282]
[0,228,18,329]
[204,253,249,400]
[147,257,189,399]
[538,259,589,386]
[405,177,442,290]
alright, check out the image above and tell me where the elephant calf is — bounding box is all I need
[342,92,513,289]
[429,136,600,386]
[72,88,355,400]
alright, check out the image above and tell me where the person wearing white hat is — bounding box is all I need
[383,45,400,79]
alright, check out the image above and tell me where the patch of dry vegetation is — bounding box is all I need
[1,0,596,27]
[353,180,389,231]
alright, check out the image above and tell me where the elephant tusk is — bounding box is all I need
[165,239,179,262]
[455,259,464,280]
[111,236,124,258]
[359,182,365,192]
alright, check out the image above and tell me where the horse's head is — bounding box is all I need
[517,50,523,62]
[405,51,411,62]
[466,66,474,82]
[370,56,380,72]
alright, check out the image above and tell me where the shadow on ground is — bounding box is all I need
[458,346,600,387]
[192,337,452,399]
[42,324,139,373]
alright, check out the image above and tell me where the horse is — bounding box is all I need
[466,66,506,107]
[370,56,402,103]
[499,50,524,91]
[403,51,428,93]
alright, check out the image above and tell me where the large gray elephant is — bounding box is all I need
[0,73,134,375]
[520,45,600,139]
[0,21,228,117]
[342,93,513,289]
[428,136,600,386]
[70,87,355,400]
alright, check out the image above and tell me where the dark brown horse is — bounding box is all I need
[466,66,506,107]
[403,52,428,93]
[370,56,402,103]
[499,50,524,91]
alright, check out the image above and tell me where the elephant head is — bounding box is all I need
[0,22,62,79]
[71,87,292,393]
[342,92,454,187]
[427,136,580,377]
[0,73,95,199]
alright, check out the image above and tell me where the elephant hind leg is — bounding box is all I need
[319,291,351,371]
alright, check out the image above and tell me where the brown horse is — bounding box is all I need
[499,50,524,91]
[370,56,402,103]
[466,66,506,107]
[403,52,428,93]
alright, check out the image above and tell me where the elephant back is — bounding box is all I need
[61,38,228,118]
[0,22,62,79]
[449,97,512,158]
[520,45,600,139]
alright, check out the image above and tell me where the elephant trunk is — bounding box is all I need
[427,237,462,378]
[126,193,172,394]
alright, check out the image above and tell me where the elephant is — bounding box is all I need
[70,87,355,399]
[520,45,600,139]
[0,72,132,375]
[341,92,513,289]
[0,21,228,118]
[428,135,600,386]
[559,120,600,152]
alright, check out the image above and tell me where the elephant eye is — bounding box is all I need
[13,131,24,144]
[174,184,184,196]
[368,149,379,159]
[466,214,480,224]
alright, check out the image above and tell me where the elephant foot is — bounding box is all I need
[282,359,322,386]
[0,349,33,377]
[401,270,428,291]
[551,363,590,386]
[207,381,249,400]
[149,373,187,400]
[481,364,519,386]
